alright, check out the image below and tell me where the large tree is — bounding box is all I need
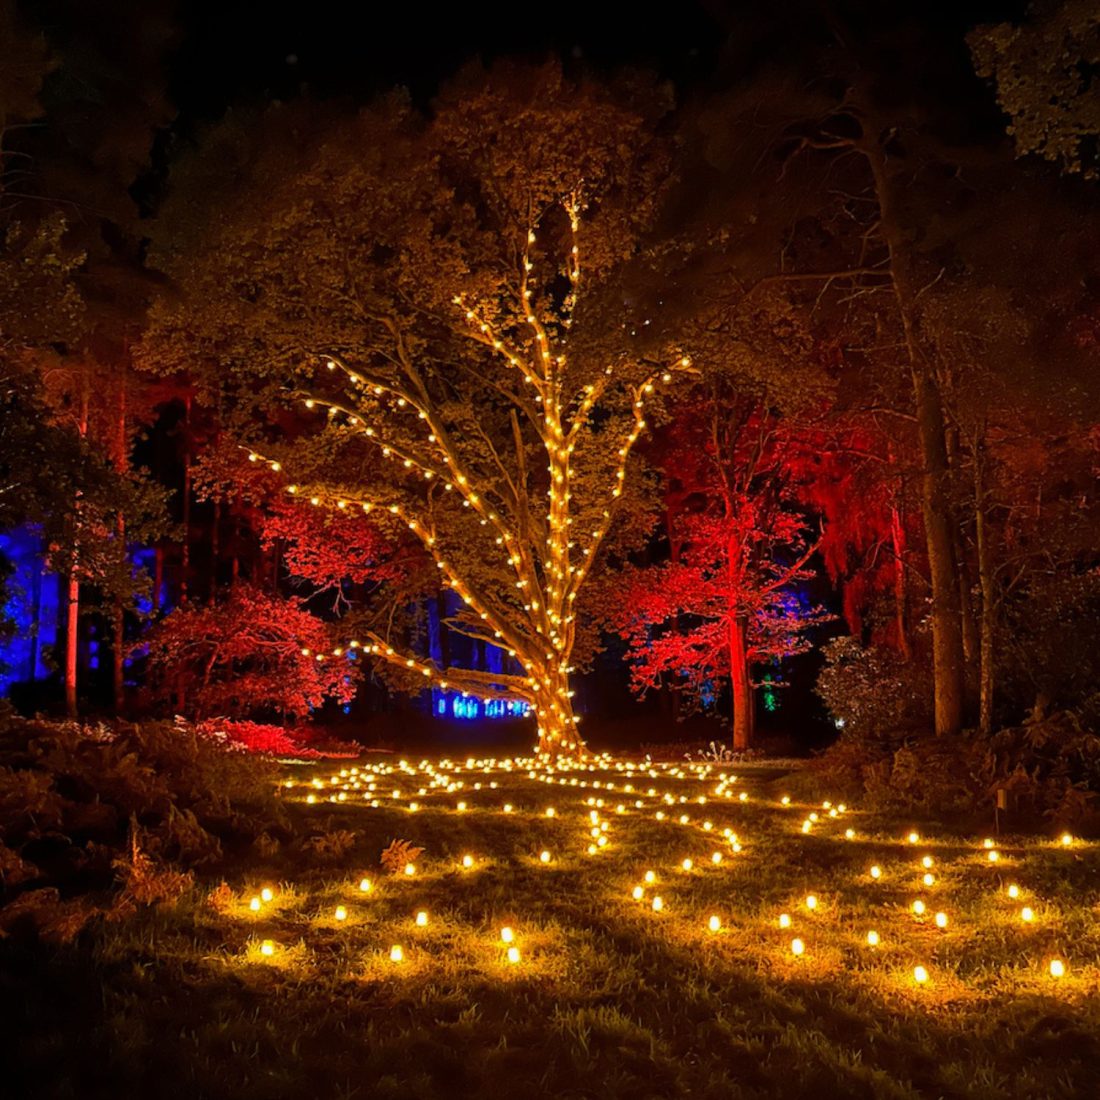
[143,65,693,757]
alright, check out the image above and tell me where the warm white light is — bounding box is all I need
[935,911,948,929]
[501,926,514,943]
[261,887,274,903]
[390,945,404,962]
[359,878,372,892]
[913,965,929,984]
[866,930,880,946]
[681,858,694,872]
[260,940,275,957]
[708,915,721,933]
[778,913,791,929]
[923,873,935,887]
[870,865,882,880]
[462,855,474,868]
[791,938,805,956]
[912,900,926,916]
[652,896,664,912]
[404,863,416,876]
[335,905,347,921]
[415,910,428,926]
[1007,884,1019,899]
[249,897,261,912]
[805,895,818,911]
[1060,833,1073,846]
[632,886,644,900]
[1021,907,1034,923]
[539,850,551,863]
[907,832,920,845]
[1049,958,1066,978]
[644,870,656,884]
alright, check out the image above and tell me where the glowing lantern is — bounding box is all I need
[1049,958,1066,978]
[805,895,818,911]
[462,855,474,868]
[778,913,791,929]
[791,938,805,956]
[334,905,348,921]
[1021,907,1034,923]
[866,930,880,946]
[359,878,372,892]
[261,887,274,903]
[260,940,275,957]
[249,897,261,912]
[501,927,514,943]
[652,896,664,912]
[390,945,404,962]
[913,965,929,984]
[912,900,926,916]
[708,915,722,933]
[1007,884,1019,899]
[935,911,948,929]
[506,946,521,964]
[404,863,416,876]
[870,865,882,880]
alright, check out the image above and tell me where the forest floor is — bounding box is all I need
[8,752,1100,1100]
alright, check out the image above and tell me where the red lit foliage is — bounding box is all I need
[141,586,358,722]
[610,393,828,749]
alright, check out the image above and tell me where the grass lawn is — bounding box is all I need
[7,753,1100,1099]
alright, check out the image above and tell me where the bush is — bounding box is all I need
[814,636,933,738]
[0,709,290,941]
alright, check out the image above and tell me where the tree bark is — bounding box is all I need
[64,383,90,719]
[729,613,753,751]
[975,433,995,736]
[863,146,965,736]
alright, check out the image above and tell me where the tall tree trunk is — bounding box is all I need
[729,613,753,751]
[65,384,91,718]
[179,395,192,606]
[209,498,220,605]
[975,432,995,736]
[889,494,910,660]
[865,149,965,736]
[112,370,128,711]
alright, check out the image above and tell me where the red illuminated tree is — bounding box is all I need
[610,387,828,749]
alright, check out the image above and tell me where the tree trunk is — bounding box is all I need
[889,497,910,659]
[112,373,128,711]
[864,147,965,736]
[179,395,192,606]
[729,613,753,751]
[533,665,582,757]
[975,435,995,736]
[64,573,79,717]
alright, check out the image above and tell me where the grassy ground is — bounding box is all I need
[6,752,1100,1099]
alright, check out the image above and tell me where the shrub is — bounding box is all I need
[814,636,933,738]
[0,711,290,940]
[139,586,359,723]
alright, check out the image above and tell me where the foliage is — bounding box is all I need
[194,718,359,760]
[379,837,423,874]
[815,635,933,739]
[140,586,359,722]
[970,0,1100,178]
[0,709,288,940]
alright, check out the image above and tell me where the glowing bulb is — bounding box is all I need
[652,896,664,912]
[260,940,275,957]
[912,900,926,916]
[539,850,551,863]
[921,856,934,869]
[359,878,372,892]
[681,858,694,872]
[415,911,428,926]
[1060,833,1073,846]
[805,895,818,911]
[913,965,929,984]
[462,855,474,868]
[334,905,347,921]
[935,911,948,928]
[781,795,790,806]
[1049,958,1066,978]
[791,938,805,956]
[778,913,791,929]
[545,807,556,817]
[711,852,723,865]
[907,832,920,845]
[988,850,1000,863]
[1021,907,1034,923]
[506,946,521,964]
[870,865,882,879]
[632,886,644,900]
[249,897,261,912]
[501,927,514,943]
[261,887,274,903]
[923,873,935,887]
[708,915,721,933]
[866,930,880,946]
[644,870,656,884]
[1007,884,1019,899]
[390,945,404,962]
[983,838,994,848]
[404,863,416,876]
